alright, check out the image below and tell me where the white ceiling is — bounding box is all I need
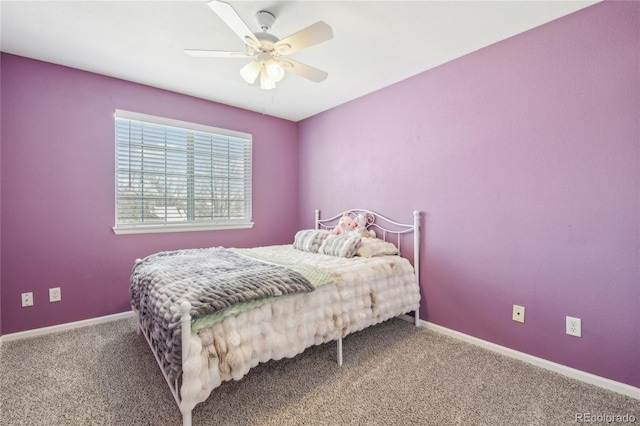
[1,1,599,122]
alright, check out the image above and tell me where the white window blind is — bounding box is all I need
[113,110,252,234]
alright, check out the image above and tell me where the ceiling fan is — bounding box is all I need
[185,0,333,90]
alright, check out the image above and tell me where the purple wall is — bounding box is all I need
[0,54,299,334]
[298,2,639,387]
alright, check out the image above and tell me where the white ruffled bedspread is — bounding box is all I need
[180,244,421,410]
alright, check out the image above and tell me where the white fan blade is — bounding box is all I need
[274,21,333,56]
[207,0,260,49]
[184,49,251,58]
[280,59,328,83]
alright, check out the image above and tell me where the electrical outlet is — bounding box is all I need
[49,287,61,302]
[512,305,525,323]
[21,292,34,307]
[566,316,581,337]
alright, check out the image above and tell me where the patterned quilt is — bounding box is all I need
[130,247,316,380]
[178,244,421,411]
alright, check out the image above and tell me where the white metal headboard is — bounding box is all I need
[314,209,421,289]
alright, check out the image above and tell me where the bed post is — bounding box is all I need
[180,301,193,426]
[413,211,421,326]
[315,209,321,230]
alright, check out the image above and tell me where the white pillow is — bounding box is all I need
[356,238,399,258]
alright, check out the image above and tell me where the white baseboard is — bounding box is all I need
[399,315,639,400]
[0,310,135,345]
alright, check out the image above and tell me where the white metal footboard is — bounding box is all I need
[133,301,194,426]
[179,302,193,426]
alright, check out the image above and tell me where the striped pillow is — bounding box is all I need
[318,234,362,258]
[293,229,331,253]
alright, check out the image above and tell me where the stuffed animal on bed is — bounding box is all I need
[350,213,376,238]
[331,214,356,235]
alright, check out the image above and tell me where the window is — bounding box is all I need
[113,110,252,234]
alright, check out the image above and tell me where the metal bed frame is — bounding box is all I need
[134,209,422,426]
[314,209,421,366]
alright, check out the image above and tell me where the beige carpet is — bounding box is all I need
[1,316,638,425]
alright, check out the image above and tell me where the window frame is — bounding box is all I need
[112,110,253,235]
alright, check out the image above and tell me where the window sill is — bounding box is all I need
[112,221,254,235]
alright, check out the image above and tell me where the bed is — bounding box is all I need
[131,209,422,426]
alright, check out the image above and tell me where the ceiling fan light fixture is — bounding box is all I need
[240,60,262,84]
[265,59,285,82]
[260,68,276,90]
